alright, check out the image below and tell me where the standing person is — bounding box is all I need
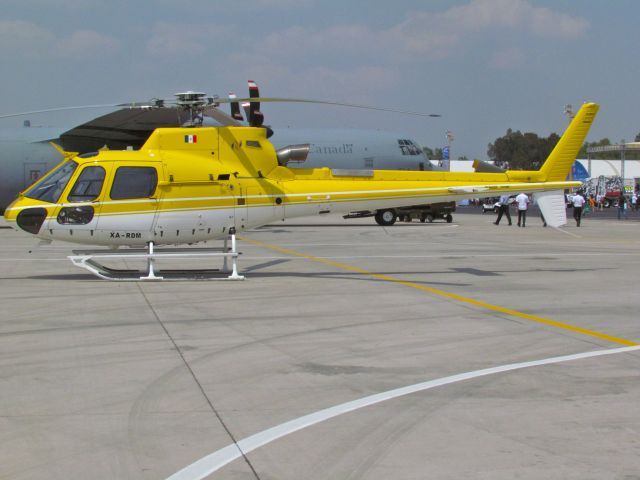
[632,192,638,212]
[617,193,628,220]
[582,193,591,216]
[572,191,586,227]
[494,194,512,225]
[515,192,529,227]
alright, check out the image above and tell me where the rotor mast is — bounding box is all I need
[174,91,218,127]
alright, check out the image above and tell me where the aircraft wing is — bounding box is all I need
[447,181,577,195]
[447,186,491,193]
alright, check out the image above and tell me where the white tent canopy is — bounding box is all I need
[577,158,640,180]
[441,158,640,181]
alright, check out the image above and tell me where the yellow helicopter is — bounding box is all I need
[3,91,598,280]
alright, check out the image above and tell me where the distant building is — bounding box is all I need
[575,159,640,180]
[583,142,640,185]
[436,155,640,185]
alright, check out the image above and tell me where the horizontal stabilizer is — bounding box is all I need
[533,190,567,227]
[448,186,490,193]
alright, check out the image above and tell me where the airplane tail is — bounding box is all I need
[506,102,598,227]
[536,102,599,182]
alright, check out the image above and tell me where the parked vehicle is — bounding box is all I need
[396,202,456,223]
[345,202,456,225]
[482,200,499,213]
[481,196,514,213]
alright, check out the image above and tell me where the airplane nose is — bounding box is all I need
[16,207,48,234]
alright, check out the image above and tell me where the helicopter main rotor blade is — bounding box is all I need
[1,96,441,120]
[0,104,126,119]
[202,105,242,126]
[0,99,173,119]
[211,97,442,118]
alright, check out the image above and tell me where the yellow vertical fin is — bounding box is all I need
[537,102,599,182]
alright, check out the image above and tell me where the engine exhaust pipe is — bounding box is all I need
[276,144,310,166]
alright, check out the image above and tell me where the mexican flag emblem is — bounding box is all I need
[184,134,198,144]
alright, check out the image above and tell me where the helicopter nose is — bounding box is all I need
[16,207,48,234]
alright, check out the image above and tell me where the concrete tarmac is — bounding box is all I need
[0,210,639,480]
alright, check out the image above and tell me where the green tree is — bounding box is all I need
[423,146,443,160]
[423,146,434,159]
[487,129,560,170]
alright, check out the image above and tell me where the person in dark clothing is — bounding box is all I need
[617,194,628,220]
[494,195,512,225]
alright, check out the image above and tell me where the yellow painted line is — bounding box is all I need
[242,237,638,347]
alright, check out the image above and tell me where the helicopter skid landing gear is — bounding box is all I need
[68,233,245,281]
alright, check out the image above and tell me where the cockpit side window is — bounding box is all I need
[23,160,78,203]
[398,139,422,156]
[68,166,106,202]
[110,166,158,200]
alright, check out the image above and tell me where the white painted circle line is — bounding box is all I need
[166,345,640,480]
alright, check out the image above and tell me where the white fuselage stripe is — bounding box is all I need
[4,180,570,213]
[166,345,640,480]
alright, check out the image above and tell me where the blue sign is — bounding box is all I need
[570,160,589,181]
[442,146,449,160]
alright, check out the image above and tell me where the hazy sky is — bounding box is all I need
[1,0,638,159]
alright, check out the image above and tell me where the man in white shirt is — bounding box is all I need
[572,191,586,227]
[515,192,529,227]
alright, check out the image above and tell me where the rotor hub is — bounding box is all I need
[174,91,209,108]
[173,92,217,127]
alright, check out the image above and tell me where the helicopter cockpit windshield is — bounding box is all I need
[23,160,78,203]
